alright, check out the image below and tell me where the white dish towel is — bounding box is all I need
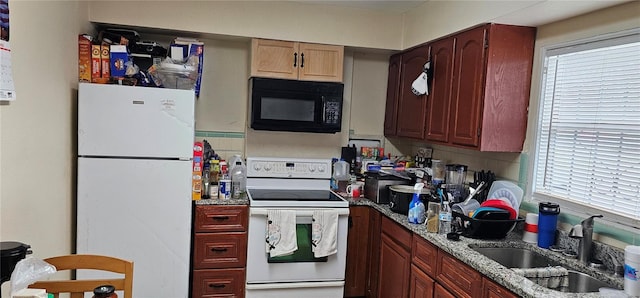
[312,209,339,258]
[266,210,298,258]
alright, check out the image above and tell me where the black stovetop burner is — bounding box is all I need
[248,189,343,202]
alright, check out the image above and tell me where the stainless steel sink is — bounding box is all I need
[471,247,560,268]
[471,246,619,293]
[560,270,614,293]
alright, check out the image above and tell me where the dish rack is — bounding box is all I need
[452,211,523,239]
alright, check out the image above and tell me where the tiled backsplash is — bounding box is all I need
[195,130,244,161]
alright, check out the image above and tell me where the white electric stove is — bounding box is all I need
[245,157,349,298]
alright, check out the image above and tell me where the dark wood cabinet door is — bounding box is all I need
[482,278,519,298]
[426,38,455,143]
[396,45,430,139]
[378,233,411,298]
[450,25,486,148]
[436,250,482,298]
[344,207,371,297]
[366,209,381,298]
[409,264,434,298]
[384,54,402,136]
[434,283,456,298]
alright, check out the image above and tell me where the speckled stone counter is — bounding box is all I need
[194,197,249,205]
[346,197,624,298]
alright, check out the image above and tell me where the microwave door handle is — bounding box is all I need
[321,96,326,123]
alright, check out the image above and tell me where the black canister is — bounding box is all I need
[1,241,32,283]
[93,285,117,298]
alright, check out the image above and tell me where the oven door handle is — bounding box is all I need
[246,281,345,290]
[250,208,350,216]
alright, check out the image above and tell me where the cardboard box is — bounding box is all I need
[78,34,92,82]
[100,43,110,79]
[109,44,128,78]
[192,142,204,200]
[91,44,101,81]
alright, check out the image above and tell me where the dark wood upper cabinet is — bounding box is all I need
[395,45,430,139]
[449,23,536,151]
[426,37,456,143]
[384,54,402,136]
[384,23,536,152]
[449,25,487,148]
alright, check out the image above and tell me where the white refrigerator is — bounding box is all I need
[76,83,194,297]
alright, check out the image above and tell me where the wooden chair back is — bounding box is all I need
[29,254,133,298]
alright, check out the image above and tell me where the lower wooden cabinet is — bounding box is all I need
[192,268,245,297]
[436,250,482,298]
[482,277,519,298]
[344,206,371,297]
[192,205,248,298]
[410,264,435,298]
[434,283,457,298]
[365,209,381,298]
[378,217,412,297]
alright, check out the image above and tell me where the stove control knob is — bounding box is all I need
[253,163,262,172]
[264,163,272,171]
[318,164,327,173]
[309,164,316,172]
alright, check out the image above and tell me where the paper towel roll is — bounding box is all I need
[522,213,539,244]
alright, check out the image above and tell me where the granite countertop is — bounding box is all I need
[195,194,623,297]
[348,197,624,298]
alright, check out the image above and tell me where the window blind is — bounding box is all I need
[534,32,640,225]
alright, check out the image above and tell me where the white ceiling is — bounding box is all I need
[299,0,631,26]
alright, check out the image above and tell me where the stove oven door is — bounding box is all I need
[246,207,349,285]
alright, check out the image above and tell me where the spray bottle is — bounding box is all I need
[408,183,426,224]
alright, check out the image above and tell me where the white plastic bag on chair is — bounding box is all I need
[10,257,56,296]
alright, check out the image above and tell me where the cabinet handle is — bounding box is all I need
[209,283,226,289]
[293,52,298,67]
[300,53,305,68]
[211,247,228,252]
[211,216,229,221]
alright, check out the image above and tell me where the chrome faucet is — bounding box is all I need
[569,215,603,264]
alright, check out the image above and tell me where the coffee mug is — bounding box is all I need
[346,184,361,198]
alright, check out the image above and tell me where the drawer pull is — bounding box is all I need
[211,216,229,221]
[209,283,226,289]
[211,247,228,252]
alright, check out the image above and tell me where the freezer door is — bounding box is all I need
[77,157,192,298]
[78,83,195,158]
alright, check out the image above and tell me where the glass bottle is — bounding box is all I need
[92,285,117,298]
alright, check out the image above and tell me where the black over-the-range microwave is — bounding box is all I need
[250,77,344,133]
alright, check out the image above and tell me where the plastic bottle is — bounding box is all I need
[408,183,426,224]
[230,161,247,199]
[209,159,220,198]
[228,154,244,169]
[201,162,210,199]
[439,201,452,234]
[332,159,350,192]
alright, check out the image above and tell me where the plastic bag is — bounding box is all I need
[148,55,199,90]
[10,256,57,296]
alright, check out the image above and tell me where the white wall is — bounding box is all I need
[88,1,404,50]
[0,1,91,295]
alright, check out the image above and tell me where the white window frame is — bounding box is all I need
[529,28,640,232]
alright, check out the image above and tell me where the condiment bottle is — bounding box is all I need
[92,285,117,298]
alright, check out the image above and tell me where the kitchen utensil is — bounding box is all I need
[486,180,523,214]
[472,207,511,220]
[445,164,468,202]
[452,199,480,217]
[480,199,517,219]
[388,185,436,215]
[431,159,445,186]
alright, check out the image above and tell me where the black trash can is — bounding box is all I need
[1,241,32,283]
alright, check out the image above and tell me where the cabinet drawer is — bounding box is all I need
[195,205,248,233]
[192,268,245,297]
[436,250,481,298]
[381,215,412,250]
[412,236,438,277]
[194,232,247,269]
[482,277,519,298]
